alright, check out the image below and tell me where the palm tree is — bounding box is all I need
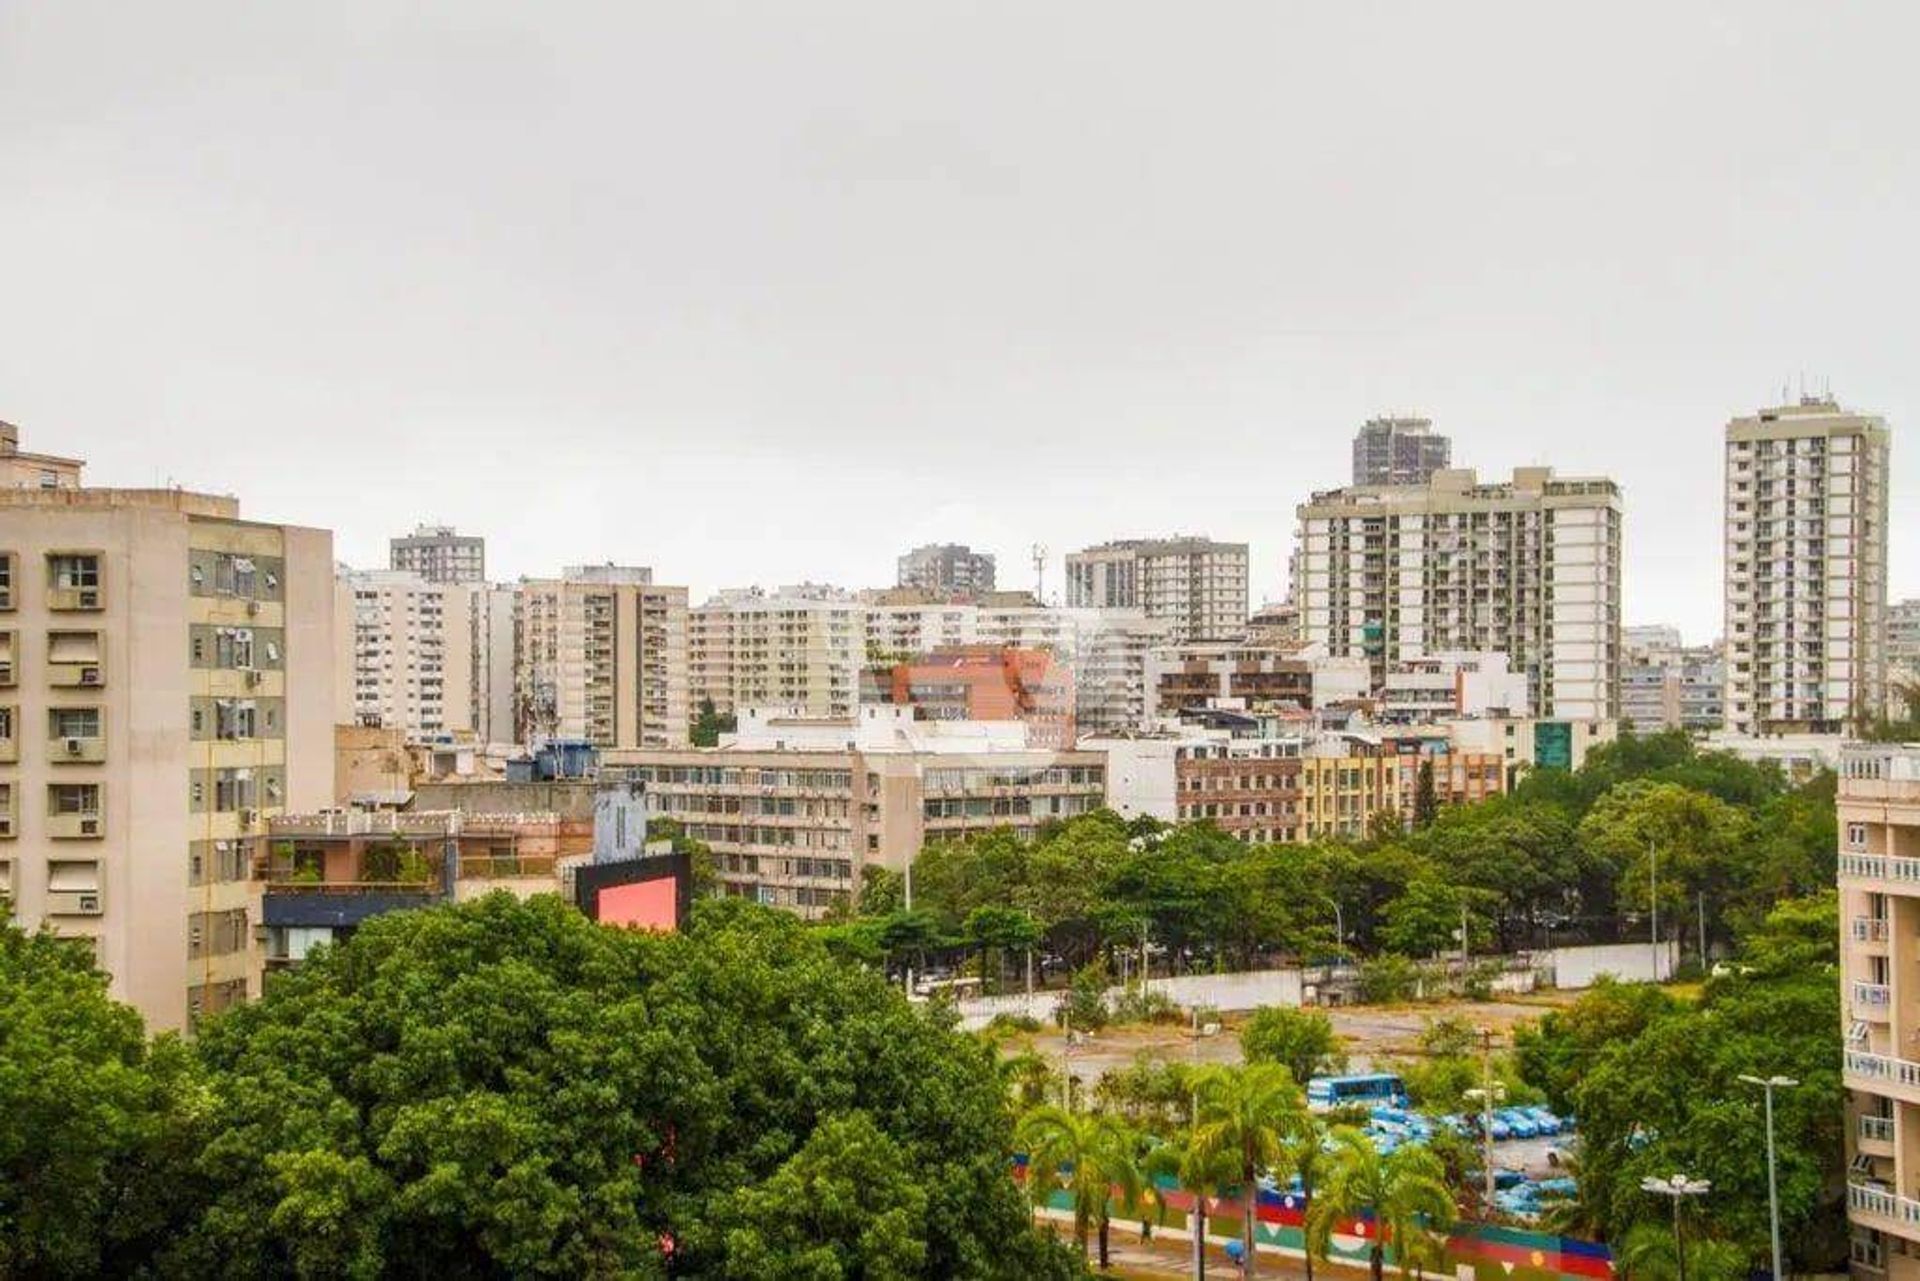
[1189,1063,1306,1279]
[1146,1133,1241,1280]
[1281,1112,1331,1281]
[1017,1105,1144,1270]
[1304,1127,1456,1281]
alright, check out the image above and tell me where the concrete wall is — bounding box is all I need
[412,779,599,819]
[954,966,1304,1030]
[1548,939,1677,988]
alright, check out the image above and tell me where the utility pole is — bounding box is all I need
[904,855,915,998]
[1480,1029,1495,1203]
[1697,891,1708,968]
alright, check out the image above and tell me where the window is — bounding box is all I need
[47,860,99,892]
[0,553,12,610]
[50,707,101,740]
[50,784,100,814]
[48,554,98,589]
[1848,822,1868,851]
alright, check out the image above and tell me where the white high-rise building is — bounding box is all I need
[1294,467,1622,720]
[689,587,862,722]
[1723,396,1889,735]
[335,569,476,738]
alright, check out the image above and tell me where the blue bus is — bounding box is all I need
[1306,1072,1408,1112]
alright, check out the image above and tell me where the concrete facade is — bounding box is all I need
[1839,745,1920,1274]
[1724,397,1890,736]
[1295,467,1623,721]
[0,459,333,1031]
[388,523,484,584]
[1351,415,1451,487]
[515,566,689,749]
[895,543,995,596]
[336,568,476,738]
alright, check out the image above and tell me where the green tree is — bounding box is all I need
[1238,1007,1343,1087]
[1411,759,1439,829]
[718,1111,929,1279]
[1304,1128,1455,1281]
[173,893,1069,1278]
[963,904,1041,993]
[1189,1063,1305,1279]
[690,697,736,747]
[0,926,200,1277]
[1616,1221,1746,1281]
[1017,1106,1142,1270]
[1514,977,1680,1114]
[1379,874,1495,958]
[1578,780,1755,959]
[1280,1113,1333,1281]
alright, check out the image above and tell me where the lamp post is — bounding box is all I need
[1466,1028,1505,1207]
[1640,1173,1710,1281]
[1739,1074,1799,1281]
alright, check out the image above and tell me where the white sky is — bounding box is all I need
[3,2,1916,645]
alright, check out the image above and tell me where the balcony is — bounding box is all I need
[1854,917,1892,945]
[1854,982,1893,1013]
[1841,854,1920,886]
[1849,1183,1920,1241]
[1861,1115,1897,1152]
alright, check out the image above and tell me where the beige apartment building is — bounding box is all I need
[1840,744,1920,1273]
[335,568,476,738]
[515,566,689,749]
[0,437,332,1031]
[1724,396,1890,736]
[1065,537,1250,642]
[1295,467,1623,721]
[607,705,1105,919]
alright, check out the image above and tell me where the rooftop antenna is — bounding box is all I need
[1031,543,1047,603]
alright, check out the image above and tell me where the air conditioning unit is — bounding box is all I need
[78,666,101,686]
[78,818,99,836]
[64,737,83,756]
[244,669,263,688]
[246,599,260,617]
[77,589,99,609]
[239,808,257,829]
[47,889,102,916]
[0,589,10,610]
[0,817,12,838]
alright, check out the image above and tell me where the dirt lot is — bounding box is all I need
[1005,991,1580,1081]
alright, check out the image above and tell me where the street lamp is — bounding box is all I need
[1739,1073,1799,1281]
[1640,1173,1711,1281]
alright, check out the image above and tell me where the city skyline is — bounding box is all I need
[5,4,1919,645]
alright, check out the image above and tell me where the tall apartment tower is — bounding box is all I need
[1352,416,1451,486]
[0,429,334,1031]
[1839,745,1920,1268]
[1295,467,1622,720]
[691,588,863,722]
[514,566,689,749]
[334,569,477,738]
[1723,396,1890,735]
[389,523,485,585]
[896,543,996,596]
[1064,537,1249,642]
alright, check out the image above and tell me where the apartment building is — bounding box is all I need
[607,705,1105,919]
[335,569,476,738]
[0,434,333,1031]
[1065,537,1249,642]
[690,588,862,721]
[1144,641,1371,721]
[1620,630,1725,734]
[0,422,83,491]
[883,646,1074,748]
[515,566,689,749]
[1070,609,1175,735]
[896,543,995,597]
[389,523,485,585]
[1091,728,1503,843]
[259,808,590,971]
[1724,397,1890,736]
[1352,416,1451,487]
[864,598,982,665]
[1839,744,1920,1273]
[1295,467,1622,720]
[1380,652,1529,722]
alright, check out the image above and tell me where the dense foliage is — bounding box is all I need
[830,729,1835,982]
[0,896,1082,1279]
[1515,894,1844,1271]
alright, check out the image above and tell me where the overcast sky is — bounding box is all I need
[3,3,1915,644]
